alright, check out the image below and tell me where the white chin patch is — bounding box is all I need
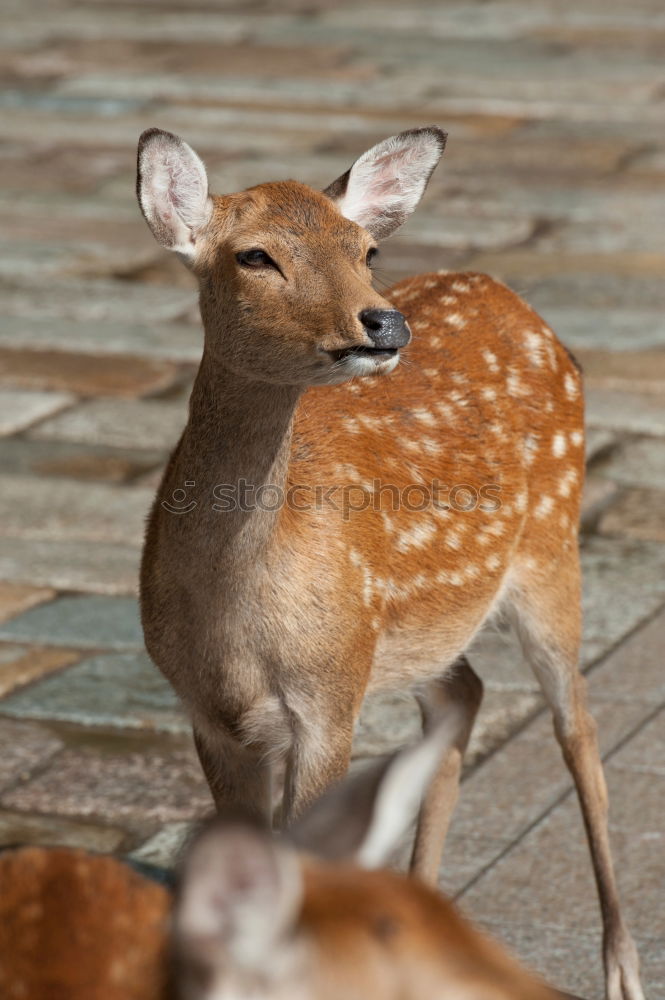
[337,352,400,381]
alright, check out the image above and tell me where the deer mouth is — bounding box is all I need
[328,345,399,363]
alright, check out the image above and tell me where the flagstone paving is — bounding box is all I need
[0,0,663,996]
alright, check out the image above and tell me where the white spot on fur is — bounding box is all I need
[395,520,437,552]
[557,468,578,498]
[412,407,436,426]
[485,553,501,571]
[515,490,528,513]
[451,280,471,294]
[524,330,546,367]
[445,528,463,550]
[506,368,527,397]
[446,312,467,330]
[482,387,497,402]
[524,434,539,464]
[552,432,567,457]
[570,429,584,447]
[482,349,500,373]
[440,294,458,306]
[564,372,579,400]
[535,495,554,519]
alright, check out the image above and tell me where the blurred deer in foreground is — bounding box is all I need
[136,126,642,999]
[0,725,578,1000]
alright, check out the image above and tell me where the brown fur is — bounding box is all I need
[297,861,557,1000]
[0,848,169,1000]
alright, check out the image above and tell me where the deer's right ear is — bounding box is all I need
[289,712,462,868]
[136,128,212,261]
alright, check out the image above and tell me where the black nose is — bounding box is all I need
[359,309,411,349]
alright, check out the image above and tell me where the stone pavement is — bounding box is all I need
[0,0,664,996]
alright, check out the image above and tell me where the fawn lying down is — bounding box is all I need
[136,125,642,999]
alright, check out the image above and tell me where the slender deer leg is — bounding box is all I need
[193,725,273,825]
[410,655,484,884]
[510,555,643,1000]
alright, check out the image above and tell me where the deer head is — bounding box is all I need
[136,127,446,387]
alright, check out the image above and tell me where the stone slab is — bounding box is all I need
[597,437,665,491]
[0,315,203,363]
[580,536,665,665]
[1,745,212,825]
[0,388,74,436]
[598,487,665,542]
[584,427,617,465]
[586,388,665,437]
[575,347,665,395]
[0,583,55,624]
[0,810,128,853]
[0,595,144,650]
[0,644,81,699]
[0,537,140,595]
[30,396,188,450]
[0,347,180,398]
[0,474,152,546]
[0,651,187,734]
[580,474,620,531]
[130,821,195,870]
[0,436,166,483]
[0,718,63,794]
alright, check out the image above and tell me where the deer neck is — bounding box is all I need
[177,351,301,555]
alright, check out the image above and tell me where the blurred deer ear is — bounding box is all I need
[289,711,462,869]
[324,126,447,240]
[136,127,212,261]
[175,821,302,970]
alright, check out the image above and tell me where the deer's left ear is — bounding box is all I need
[324,127,447,240]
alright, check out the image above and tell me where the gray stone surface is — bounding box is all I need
[0,436,166,483]
[130,821,194,869]
[0,388,74,435]
[597,436,665,491]
[598,487,665,542]
[0,474,152,546]
[30,396,188,450]
[0,651,187,733]
[0,315,203,363]
[0,595,143,649]
[1,745,213,825]
[586,388,665,437]
[0,810,128,852]
[0,718,63,793]
[0,537,140,594]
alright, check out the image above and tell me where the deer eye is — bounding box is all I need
[366,247,378,268]
[236,249,276,269]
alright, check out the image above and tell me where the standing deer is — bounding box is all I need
[136,125,642,1000]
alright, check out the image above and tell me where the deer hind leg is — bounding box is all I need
[410,655,484,884]
[508,553,644,1000]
